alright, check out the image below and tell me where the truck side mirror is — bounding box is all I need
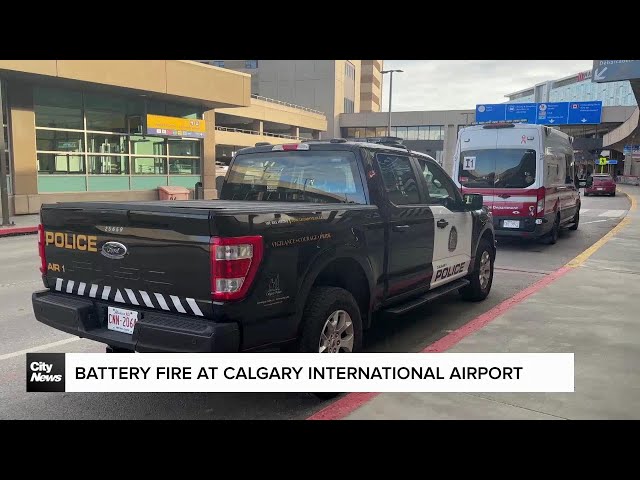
[463,193,483,210]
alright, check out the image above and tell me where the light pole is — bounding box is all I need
[382,69,403,137]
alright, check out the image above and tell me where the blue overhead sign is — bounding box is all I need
[505,103,537,123]
[475,101,602,125]
[592,60,640,83]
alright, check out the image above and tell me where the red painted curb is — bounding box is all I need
[306,265,572,421]
[0,226,38,237]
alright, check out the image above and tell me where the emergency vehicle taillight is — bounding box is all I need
[38,224,47,274]
[272,143,310,151]
[536,187,546,217]
[210,235,264,301]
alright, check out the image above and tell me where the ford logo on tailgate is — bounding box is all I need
[101,241,128,260]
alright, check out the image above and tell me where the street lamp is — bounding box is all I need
[382,69,403,137]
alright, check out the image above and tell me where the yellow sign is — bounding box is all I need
[146,114,206,139]
[599,157,608,166]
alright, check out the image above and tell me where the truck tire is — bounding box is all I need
[568,209,579,231]
[299,286,363,401]
[460,238,494,302]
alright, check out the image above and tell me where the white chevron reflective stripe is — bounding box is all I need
[170,295,187,314]
[125,288,140,305]
[114,289,125,303]
[186,298,203,317]
[53,278,203,316]
[139,291,154,308]
[154,293,170,311]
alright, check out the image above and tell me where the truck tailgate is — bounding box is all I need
[40,203,212,318]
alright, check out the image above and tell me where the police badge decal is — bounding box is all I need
[448,226,458,252]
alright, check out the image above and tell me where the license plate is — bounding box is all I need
[597,187,603,190]
[503,220,520,229]
[107,306,139,335]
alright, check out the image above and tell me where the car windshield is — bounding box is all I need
[220,150,366,204]
[459,148,537,189]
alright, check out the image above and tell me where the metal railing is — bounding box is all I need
[215,125,312,141]
[250,94,324,115]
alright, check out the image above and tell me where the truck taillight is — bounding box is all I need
[38,224,47,274]
[210,235,264,301]
[536,187,546,217]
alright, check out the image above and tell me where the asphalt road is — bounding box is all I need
[0,192,631,419]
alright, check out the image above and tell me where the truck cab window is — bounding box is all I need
[416,158,457,205]
[375,153,420,205]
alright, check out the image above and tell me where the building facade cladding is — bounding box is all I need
[203,60,382,138]
[506,73,637,107]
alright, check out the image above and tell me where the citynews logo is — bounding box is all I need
[26,353,66,392]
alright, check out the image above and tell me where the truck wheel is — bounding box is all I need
[569,209,579,231]
[460,238,494,302]
[299,286,363,401]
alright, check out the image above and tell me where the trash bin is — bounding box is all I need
[158,186,190,200]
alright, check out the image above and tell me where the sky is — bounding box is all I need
[380,60,593,111]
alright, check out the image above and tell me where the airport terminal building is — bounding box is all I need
[0,61,326,215]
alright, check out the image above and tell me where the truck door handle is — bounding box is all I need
[392,225,410,232]
[437,219,449,228]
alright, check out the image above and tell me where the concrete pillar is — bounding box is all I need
[252,120,263,134]
[290,126,300,138]
[9,82,38,214]
[203,109,218,199]
[442,124,458,176]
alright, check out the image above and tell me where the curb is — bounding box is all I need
[308,188,638,421]
[0,226,38,238]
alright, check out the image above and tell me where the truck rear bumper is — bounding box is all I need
[32,290,240,353]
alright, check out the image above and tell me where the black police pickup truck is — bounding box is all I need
[33,139,496,359]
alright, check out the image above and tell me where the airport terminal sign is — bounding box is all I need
[476,101,602,125]
[592,60,640,83]
[146,114,206,138]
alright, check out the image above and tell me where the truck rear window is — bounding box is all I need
[220,151,366,204]
[459,149,537,189]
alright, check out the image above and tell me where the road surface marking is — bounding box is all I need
[580,209,590,213]
[0,337,81,362]
[567,189,635,268]
[598,210,626,217]
[309,188,636,421]
[581,219,612,225]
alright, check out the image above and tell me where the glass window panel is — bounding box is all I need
[168,139,200,157]
[133,157,166,174]
[37,153,85,174]
[418,126,428,140]
[376,127,387,137]
[36,130,84,152]
[427,126,438,140]
[130,135,166,156]
[87,133,128,154]
[365,127,376,137]
[395,126,407,139]
[34,87,83,129]
[406,126,419,140]
[165,103,201,119]
[375,153,420,205]
[89,155,129,175]
[169,157,201,175]
[389,127,396,137]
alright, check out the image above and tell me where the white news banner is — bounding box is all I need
[64,353,575,393]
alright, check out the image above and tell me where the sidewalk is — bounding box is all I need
[0,214,40,237]
[314,186,640,420]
